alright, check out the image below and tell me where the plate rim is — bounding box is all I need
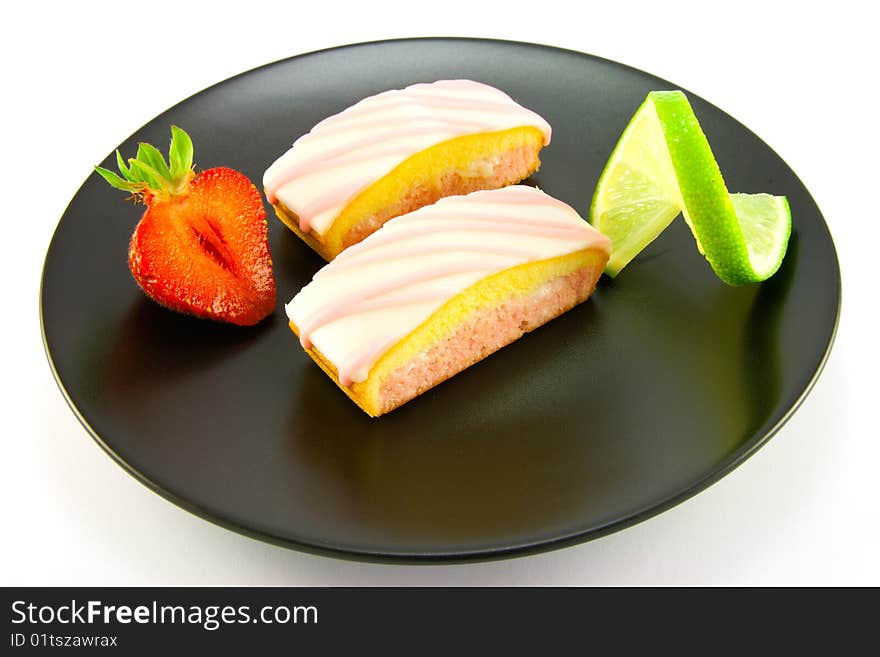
[40,36,843,563]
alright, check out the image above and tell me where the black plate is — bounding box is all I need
[41,38,840,562]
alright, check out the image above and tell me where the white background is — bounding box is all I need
[3,1,877,585]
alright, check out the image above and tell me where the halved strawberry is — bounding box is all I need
[96,127,276,325]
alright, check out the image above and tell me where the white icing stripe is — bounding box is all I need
[263,80,553,235]
[286,186,611,386]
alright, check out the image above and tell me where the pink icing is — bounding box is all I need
[298,259,500,348]
[323,215,595,254]
[482,186,565,203]
[315,243,541,278]
[296,179,369,231]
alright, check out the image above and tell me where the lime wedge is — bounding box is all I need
[590,90,791,285]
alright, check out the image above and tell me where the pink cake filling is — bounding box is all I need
[377,259,603,414]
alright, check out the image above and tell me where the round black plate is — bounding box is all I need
[41,38,840,562]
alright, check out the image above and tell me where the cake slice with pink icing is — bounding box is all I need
[286,185,610,416]
[263,80,552,260]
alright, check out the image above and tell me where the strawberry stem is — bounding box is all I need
[95,125,195,201]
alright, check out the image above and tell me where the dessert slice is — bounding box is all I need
[286,186,610,416]
[263,80,552,260]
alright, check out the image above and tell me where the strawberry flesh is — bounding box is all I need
[128,167,276,325]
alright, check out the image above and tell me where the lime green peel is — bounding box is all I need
[589,91,791,285]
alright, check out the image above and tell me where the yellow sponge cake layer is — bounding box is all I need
[264,80,552,260]
[286,186,610,416]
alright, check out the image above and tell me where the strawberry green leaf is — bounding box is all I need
[127,159,164,190]
[136,142,172,182]
[94,166,142,192]
[96,126,195,200]
[115,150,132,181]
[169,125,194,180]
